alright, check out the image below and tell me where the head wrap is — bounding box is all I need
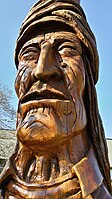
[15,0,99,84]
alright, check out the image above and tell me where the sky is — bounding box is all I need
[0,0,112,138]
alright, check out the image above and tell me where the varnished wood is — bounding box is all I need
[0,0,112,198]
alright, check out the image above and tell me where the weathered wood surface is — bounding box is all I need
[0,0,112,198]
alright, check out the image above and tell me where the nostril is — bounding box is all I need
[61,62,67,68]
[31,70,39,82]
[34,60,38,64]
[32,75,38,82]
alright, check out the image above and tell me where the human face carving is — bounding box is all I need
[15,31,87,153]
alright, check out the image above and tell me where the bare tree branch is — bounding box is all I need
[0,82,16,130]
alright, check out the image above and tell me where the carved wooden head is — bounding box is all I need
[14,0,99,154]
[15,28,87,154]
[0,1,111,197]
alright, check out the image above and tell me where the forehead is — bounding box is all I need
[20,31,82,52]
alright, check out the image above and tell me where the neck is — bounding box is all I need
[13,128,90,183]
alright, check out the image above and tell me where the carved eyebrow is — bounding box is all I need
[20,46,39,54]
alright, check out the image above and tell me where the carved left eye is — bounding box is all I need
[59,47,79,57]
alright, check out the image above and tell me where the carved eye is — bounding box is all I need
[19,46,40,62]
[20,51,39,61]
[59,47,79,58]
[58,42,80,58]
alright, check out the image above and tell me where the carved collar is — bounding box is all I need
[72,147,103,197]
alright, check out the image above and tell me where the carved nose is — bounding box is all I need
[31,41,61,81]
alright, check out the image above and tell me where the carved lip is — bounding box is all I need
[19,90,71,118]
[20,90,69,103]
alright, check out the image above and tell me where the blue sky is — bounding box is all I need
[0,1,112,138]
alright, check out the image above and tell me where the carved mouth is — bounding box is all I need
[19,90,72,119]
[21,90,68,104]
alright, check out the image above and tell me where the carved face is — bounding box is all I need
[15,30,87,153]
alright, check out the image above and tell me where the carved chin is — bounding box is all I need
[17,99,86,152]
[17,107,68,150]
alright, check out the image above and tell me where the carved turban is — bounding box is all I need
[15,0,99,84]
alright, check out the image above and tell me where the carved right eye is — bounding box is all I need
[18,46,40,62]
[20,51,40,61]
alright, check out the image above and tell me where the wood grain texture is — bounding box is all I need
[0,0,112,198]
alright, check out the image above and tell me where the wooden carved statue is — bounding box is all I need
[0,0,112,198]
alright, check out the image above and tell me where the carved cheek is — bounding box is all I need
[15,64,32,99]
[65,57,85,97]
[63,58,86,133]
[63,56,85,96]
